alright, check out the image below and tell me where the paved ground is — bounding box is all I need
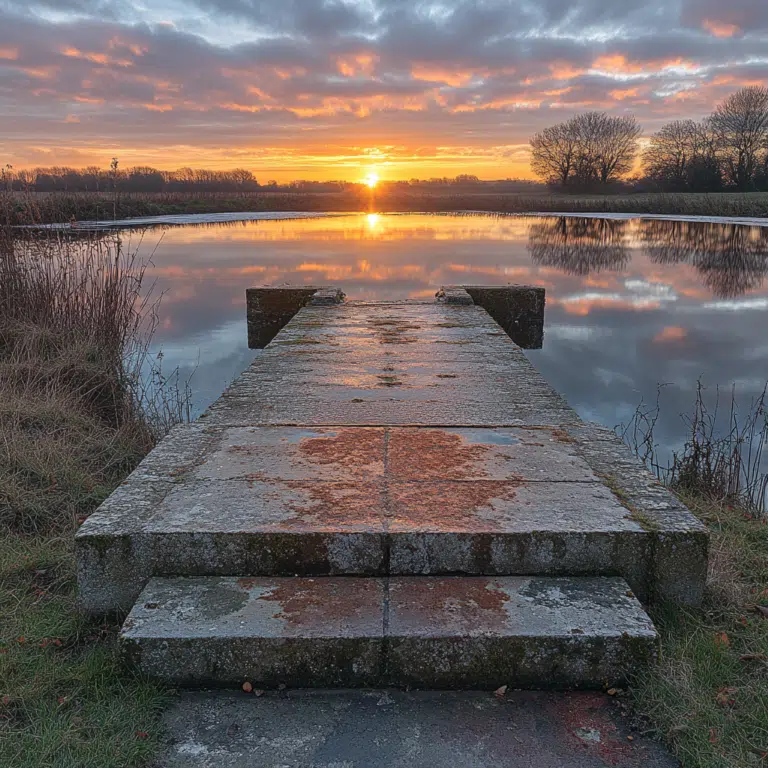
[158,689,678,768]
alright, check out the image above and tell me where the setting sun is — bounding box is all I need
[364,172,380,188]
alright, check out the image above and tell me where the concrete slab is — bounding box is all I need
[122,577,384,687]
[158,689,679,768]
[386,576,657,688]
[77,297,707,613]
[121,575,657,689]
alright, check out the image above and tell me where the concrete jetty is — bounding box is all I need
[76,285,707,689]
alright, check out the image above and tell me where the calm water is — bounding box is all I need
[129,213,768,460]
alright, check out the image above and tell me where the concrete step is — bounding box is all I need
[77,424,661,614]
[120,575,658,689]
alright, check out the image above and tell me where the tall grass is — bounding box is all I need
[0,229,188,532]
[0,209,184,765]
[620,381,768,515]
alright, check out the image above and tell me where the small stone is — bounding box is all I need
[242,682,253,693]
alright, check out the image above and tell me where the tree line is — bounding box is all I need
[530,86,768,193]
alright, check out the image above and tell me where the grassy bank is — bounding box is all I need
[8,189,768,225]
[633,493,768,767]
[0,230,177,766]
[623,387,768,767]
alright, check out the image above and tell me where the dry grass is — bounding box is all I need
[7,189,768,225]
[632,493,768,768]
[0,224,182,765]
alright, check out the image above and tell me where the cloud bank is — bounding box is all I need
[2,0,767,178]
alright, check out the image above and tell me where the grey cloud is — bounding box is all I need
[1,0,767,168]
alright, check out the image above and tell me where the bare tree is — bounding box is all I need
[709,86,768,190]
[530,123,579,186]
[530,112,640,189]
[643,119,721,191]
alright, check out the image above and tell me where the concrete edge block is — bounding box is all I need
[569,422,709,606]
[246,286,345,348]
[452,284,546,349]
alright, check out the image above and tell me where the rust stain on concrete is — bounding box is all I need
[552,692,640,766]
[389,429,491,480]
[281,481,381,530]
[261,581,328,628]
[389,481,520,531]
[299,428,383,471]
[392,578,511,632]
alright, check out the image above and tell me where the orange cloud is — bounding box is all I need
[609,88,641,100]
[411,66,474,87]
[653,326,687,342]
[20,66,58,80]
[336,54,376,77]
[0,46,18,60]
[702,19,740,38]
[592,55,645,74]
[549,63,586,80]
[60,46,132,67]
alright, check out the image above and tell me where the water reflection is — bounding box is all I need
[18,213,765,470]
[640,221,768,298]
[528,218,630,275]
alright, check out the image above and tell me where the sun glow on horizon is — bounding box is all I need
[364,172,380,188]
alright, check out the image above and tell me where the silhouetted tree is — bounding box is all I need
[709,86,768,190]
[643,119,721,192]
[530,112,641,190]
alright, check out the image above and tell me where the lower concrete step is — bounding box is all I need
[120,575,658,689]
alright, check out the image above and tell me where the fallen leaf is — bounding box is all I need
[740,653,768,662]
[606,688,618,696]
[714,632,730,648]
[241,682,253,693]
[757,606,768,619]
[135,731,148,739]
[494,685,507,698]
[715,687,737,708]
[253,689,265,697]
[709,728,719,744]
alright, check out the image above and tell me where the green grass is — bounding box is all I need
[0,534,169,768]
[0,230,179,766]
[632,493,768,767]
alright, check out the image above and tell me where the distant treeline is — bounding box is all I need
[531,86,768,193]
[0,164,542,195]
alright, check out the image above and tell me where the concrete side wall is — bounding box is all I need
[246,287,344,348]
[459,285,545,349]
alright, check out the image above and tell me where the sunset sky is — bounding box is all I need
[2,0,767,181]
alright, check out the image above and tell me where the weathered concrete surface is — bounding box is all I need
[77,297,707,613]
[78,423,662,609]
[121,575,657,688]
[246,286,344,348]
[158,689,679,768]
[456,284,546,349]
